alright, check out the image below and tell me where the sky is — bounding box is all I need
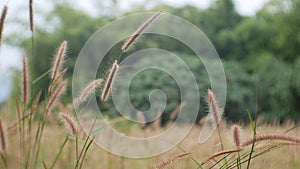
[0,0,269,102]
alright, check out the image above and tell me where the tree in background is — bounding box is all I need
[19,0,300,123]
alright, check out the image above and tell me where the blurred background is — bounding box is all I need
[0,0,299,124]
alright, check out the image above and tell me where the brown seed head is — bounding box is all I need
[51,41,67,80]
[22,53,29,105]
[241,133,300,147]
[232,124,241,148]
[201,149,241,165]
[121,11,161,52]
[45,80,67,116]
[152,152,190,169]
[101,60,119,101]
[59,112,78,136]
[79,79,102,102]
[207,89,222,127]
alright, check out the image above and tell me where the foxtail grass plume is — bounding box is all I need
[29,0,34,32]
[45,80,67,116]
[51,41,67,80]
[0,118,6,152]
[169,102,186,121]
[0,5,8,48]
[201,149,241,165]
[241,133,300,147]
[22,53,29,105]
[152,152,190,169]
[79,79,102,102]
[232,124,241,148]
[207,89,222,127]
[121,11,161,52]
[255,140,300,151]
[59,112,78,136]
[49,68,68,92]
[101,60,119,101]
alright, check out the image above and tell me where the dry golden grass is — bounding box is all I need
[2,108,298,169]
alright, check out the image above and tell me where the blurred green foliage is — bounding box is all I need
[22,0,300,123]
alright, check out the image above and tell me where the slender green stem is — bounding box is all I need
[246,73,259,169]
[78,137,94,169]
[32,70,51,85]
[217,127,228,167]
[33,120,45,169]
[209,153,231,169]
[49,135,69,169]
[246,111,257,169]
[75,112,98,169]
[25,111,33,169]
[0,152,8,169]
[76,136,78,164]
[15,94,23,168]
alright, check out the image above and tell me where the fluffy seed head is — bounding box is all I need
[152,152,190,169]
[121,11,161,52]
[207,89,222,127]
[22,53,29,105]
[241,133,300,147]
[45,80,67,116]
[201,149,241,165]
[51,41,67,80]
[79,79,102,102]
[255,141,300,151]
[232,124,241,148]
[49,68,68,92]
[59,112,78,136]
[101,60,119,101]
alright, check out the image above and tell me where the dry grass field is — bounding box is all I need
[1,106,299,169]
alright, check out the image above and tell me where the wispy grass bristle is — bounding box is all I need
[101,60,119,101]
[152,152,190,169]
[51,40,67,80]
[49,68,68,92]
[0,118,6,152]
[201,149,241,165]
[241,133,300,147]
[207,89,222,127]
[59,112,78,136]
[22,53,29,105]
[121,11,161,52]
[45,80,67,116]
[232,124,241,148]
[255,140,300,151]
[0,5,8,48]
[29,0,34,32]
[79,79,102,102]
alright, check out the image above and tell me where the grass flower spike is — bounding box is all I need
[101,60,119,101]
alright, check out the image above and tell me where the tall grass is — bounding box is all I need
[0,4,299,169]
